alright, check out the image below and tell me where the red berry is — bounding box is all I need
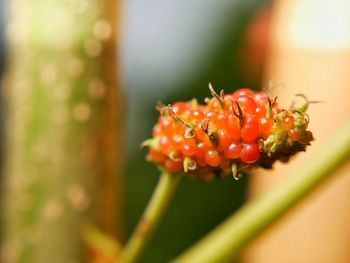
[196,142,206,157]
[213,113,226,128]
[288,128,302,141]
[226,113,241,141]
[207,98,222,111]
[181,138,197,156]
[241,115,259,143]
[191,109,205,123]
[205,149,222,167]
[233,88,255,98]
[240,143,260,163]
[281,115,294,130]
[206,111,216,119]
[149,149,167,163]
[223,94,234,103]
[254,91,266,102]
[159,135,172,154]
[255,105,266,118]
[196,125,213,147]
[172,102,189,114]
[152,125,161,137]
[256,97,269,106]
[259,117,273,139]
[195,139,207,167]
[224,143,240,159]
[172,134,184,150]
[218,129,232,150]
[196,156,207,167]
[165,159,183,173]
[237,95,256,114]
[159,116,174,133]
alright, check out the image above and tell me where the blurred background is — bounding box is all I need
[1,0,350,262]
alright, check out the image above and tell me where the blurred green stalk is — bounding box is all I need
[1,0,122,262]
[173,120,350,263]
[120,172,181,263]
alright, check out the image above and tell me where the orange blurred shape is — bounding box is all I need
[241,4,272,83]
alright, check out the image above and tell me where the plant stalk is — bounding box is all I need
[173,121,350,263]
[119,172,181,263]
[1,0,122,262]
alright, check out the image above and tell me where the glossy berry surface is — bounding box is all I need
[144,85,314,180]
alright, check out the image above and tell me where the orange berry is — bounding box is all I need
[226,113,241,141]
[288,128,302,141]
[205,149,222,167]
[224,143,240,159]
[149,150,167,163]
[181,138,197,156]
[233,88,255,98]
[281,115,294,130]
[159,135,172,154]
[218,129,232,150]
[165,159,183,173]
[241,115,259,143]
[159,116,174,133]
[152,125,161,137]
[237,95,257,114]
[259,117,273,139]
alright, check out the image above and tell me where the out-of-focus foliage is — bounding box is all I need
[0,0,5,170]
[0,2,3,48]
[121,0,269,262]
[0,0,4,67]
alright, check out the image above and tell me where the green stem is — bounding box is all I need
[173,121,350,263]
[120,172,182,263]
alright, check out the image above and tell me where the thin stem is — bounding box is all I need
[120,172,182,263]
[173,121,350,263]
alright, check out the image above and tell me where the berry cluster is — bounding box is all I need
[143,85,313,180]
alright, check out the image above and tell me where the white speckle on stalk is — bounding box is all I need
[41,64,57,85]
[67,185,90,211]
[56,7,73,29]
[1,239,21,263]
[93,19,112,40]
[67,58,85,77]
[55,34,73,51]
[44,200,64,222]
[53,83,71,102]
[88,79,105,99]
[83,142,98,161]
[75,0,89,14]
[84,39,102,57]
[73,103,91,122]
